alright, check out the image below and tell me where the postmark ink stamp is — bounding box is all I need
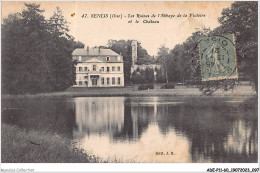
[199,34,238,81]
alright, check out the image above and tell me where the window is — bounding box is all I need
[84,76,88,79]
[85,81,88,86]
[93,65,96,71]
[106,56,110,61]
[117,66,120,71]
[84,67,88,71]
[79,81,82,85]
[107,67,110,72]
[107,77,110,85]
[79,67,82,71]
[112,67,115,71]
[118,77,121,85]
[112,77,115,85]
[101,77,104,85]
[101,67,104,71]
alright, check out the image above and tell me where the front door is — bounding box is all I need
[92,78,97,86]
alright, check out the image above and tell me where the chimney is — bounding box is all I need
[87,46,89,52]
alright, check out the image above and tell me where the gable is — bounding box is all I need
[84,57,103,63]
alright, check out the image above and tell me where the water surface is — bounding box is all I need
[2,96,257,162]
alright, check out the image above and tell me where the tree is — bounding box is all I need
[136,43,154,65]
[131,71,147,84]
[165,2,257,95]
[197,2,257,94]
[145,68,154,83]
[2,3,51,94]
[157,45,169,83]
[108,39,153,84]
[48,7,71,39]
[2,13,24,94]
[47,6,84,91]
[2,3,84,94]
[217,1,258,92]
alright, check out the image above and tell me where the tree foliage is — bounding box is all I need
[107,39,153,84]
[198,1,258,93]
[131,68,155,84]
[2,3,84,94]
[216,1,258,92]
[160,1,257,94]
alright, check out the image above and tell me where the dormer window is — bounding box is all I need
[106,56,110,61]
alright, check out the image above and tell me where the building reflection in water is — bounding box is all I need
[72,97,257,163]
[73,97,125,140]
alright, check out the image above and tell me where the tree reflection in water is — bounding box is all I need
[73,97,257,163]
[1,96,257,162]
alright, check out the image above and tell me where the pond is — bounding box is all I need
[1,96,258,163]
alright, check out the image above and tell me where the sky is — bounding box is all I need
[2,1,233,56]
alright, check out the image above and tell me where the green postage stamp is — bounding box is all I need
[199,34,238,81]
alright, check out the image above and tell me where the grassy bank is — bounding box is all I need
[2,84,257,98]
[1,124,101,163]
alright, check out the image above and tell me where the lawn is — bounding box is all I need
[2,83,256,98]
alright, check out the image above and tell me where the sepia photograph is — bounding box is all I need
[1,0,258,172]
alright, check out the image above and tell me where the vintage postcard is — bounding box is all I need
[1,1,258,172]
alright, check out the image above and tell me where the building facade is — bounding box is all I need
[72,47,124,87]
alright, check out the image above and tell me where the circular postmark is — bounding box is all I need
[199,34,238,81]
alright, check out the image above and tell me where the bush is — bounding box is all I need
[138,84,154,90]
[161,83,175,89]
[147,84,154,89]
[132,73,147,84]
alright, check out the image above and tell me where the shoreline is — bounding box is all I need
[2,85,256,99]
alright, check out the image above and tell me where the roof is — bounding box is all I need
[81,56,123,63]
[72,48,120,56]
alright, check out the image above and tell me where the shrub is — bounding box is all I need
[138,84,154,90]
[147,84,154,89]
[161,83,175,89]
[132,73,147,84]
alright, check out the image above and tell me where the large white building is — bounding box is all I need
[72,47,124,87]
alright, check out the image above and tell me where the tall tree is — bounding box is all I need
[157,45,169,83]
[197,2,257,94]
[2,3,50,94]
[47,6,79,91]
[48,7,71,39]
[2,13,24,93]
[217,1,258,92]
[2,3,84,94]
